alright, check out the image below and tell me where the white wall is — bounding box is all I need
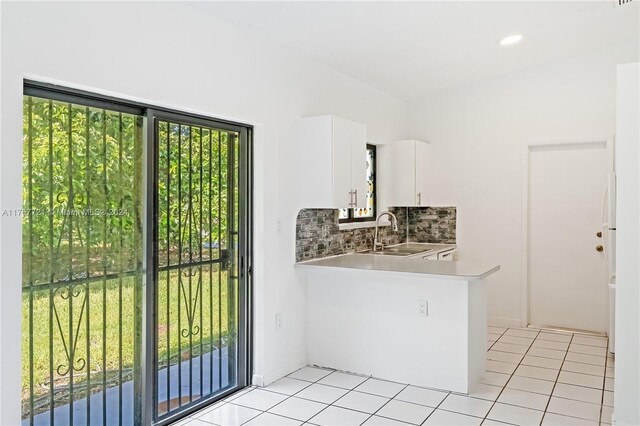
[0,2,407,423]
[407,40,639,326]
[614,62,640,425]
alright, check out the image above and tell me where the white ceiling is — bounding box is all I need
[189,1,639,100]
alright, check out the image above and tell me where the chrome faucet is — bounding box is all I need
[373,211,399,251]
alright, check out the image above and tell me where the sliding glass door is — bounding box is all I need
[21,85,252,426]
[21,96,145,426]
[153,113,250,423]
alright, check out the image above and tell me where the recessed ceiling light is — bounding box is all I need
[500,34,523,46]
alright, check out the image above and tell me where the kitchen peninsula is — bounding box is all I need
[296,252,500,394]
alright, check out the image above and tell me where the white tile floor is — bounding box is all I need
[174,327,614,426]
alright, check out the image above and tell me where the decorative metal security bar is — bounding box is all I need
[155,118,240,421]
[21,96,144,425]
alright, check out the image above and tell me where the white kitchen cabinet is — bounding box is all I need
[350,121,368,208]
[422,249,457,261]
[438,249,457,261]
[382,139,430,207]
[299,115,367,209]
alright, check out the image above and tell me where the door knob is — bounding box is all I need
[596,245,604,252]
[596,231,602,238]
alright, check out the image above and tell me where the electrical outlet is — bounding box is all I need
[418,300,428,317]
[276,313,283,329]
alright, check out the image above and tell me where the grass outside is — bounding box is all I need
[22,266,232,415]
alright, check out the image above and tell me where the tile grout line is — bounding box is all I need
[229,390,300,424]
[286,370,373,425]
[490,330,604,425]
[549,333,612,424]
[189,388,260,425]
[480,327,542,425]
[500,331,608,424]
[280,371,457,406]
[489,346,608,372]
[297,372,398,423]
[418,387,453,426]
[487,326,511,352]
[261,370,347,424]
[538,332,575,425]
[358,382,410,425]
[250,371,364,425]
[228,370,330,425]
[598,340,612,426]
[252,369,459,424]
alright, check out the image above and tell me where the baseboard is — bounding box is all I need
[251,374,265,387]
[252,356,308,387]
[488,316,524,328]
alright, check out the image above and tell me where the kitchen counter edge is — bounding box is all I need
[295,253,500,280]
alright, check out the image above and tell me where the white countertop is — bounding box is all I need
[296,253,500,280]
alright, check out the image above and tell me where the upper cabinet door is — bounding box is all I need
[415,140,430,206]
[332,116,354,209]
[299,115,370,209]
[386,140,417,206]
[299,116,334,208]
[350,121,367,208]
[383,140,430,207]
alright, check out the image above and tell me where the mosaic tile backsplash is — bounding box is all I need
[408,206,457,245]
[296,206,456,262]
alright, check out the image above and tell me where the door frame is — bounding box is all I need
[21,79,254,426]
[520,137,614,329]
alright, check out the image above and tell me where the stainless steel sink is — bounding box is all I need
[364,243,435,257]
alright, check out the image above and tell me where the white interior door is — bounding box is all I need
[529,143,608,333]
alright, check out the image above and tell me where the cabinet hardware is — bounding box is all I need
[353,189,358,207]
[596,245,604,252]
[417,192,422,206]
